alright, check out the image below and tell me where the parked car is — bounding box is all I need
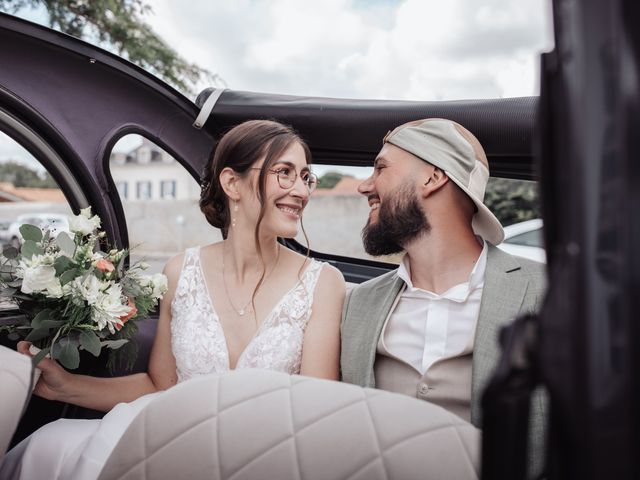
[498,218,546,263]
[5,213,69,248]
[0,218,13,245]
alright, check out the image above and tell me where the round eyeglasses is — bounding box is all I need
[250,167,318,193]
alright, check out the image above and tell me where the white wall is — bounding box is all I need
[110,162,200,202]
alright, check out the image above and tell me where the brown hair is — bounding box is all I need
[199,119,312,311]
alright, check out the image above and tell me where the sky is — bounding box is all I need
[0,0,554,175]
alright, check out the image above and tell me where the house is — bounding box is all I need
[313,176,361,196]
[0,182,67,203]
[110,137,201,202]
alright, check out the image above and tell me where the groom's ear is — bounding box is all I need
[219,167,241,201]
[419,167,448,198]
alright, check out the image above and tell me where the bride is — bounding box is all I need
[1,119,345,479]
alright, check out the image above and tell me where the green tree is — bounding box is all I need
[318,171,343,189]
[484,177,540,226]
[0,0,223,95]
[0,161,58,188]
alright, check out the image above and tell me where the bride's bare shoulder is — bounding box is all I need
[162,253,184,278]
[162,243,222,282]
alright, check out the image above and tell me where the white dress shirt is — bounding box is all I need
[378,240,488,375]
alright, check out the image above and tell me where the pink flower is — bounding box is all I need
[116,298,137,331]
[95,259,115,273]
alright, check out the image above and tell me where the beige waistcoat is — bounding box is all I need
[375,352,473,422]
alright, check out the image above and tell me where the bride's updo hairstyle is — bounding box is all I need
[199,119,312,240]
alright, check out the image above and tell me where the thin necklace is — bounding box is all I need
[221,244,280,317]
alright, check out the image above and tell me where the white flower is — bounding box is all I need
[136,274,151,288]
[106,249,124,264]
[69,207,101,235]
[69,275,104,306]
[20,264,58,294]
[91,283,131,333]
[150,273,168,299]
[45,279,64,299]
[17,254,60,295]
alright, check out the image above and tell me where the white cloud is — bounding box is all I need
[0,132,45,172]
[144,0,553,100]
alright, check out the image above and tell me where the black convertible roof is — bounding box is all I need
[197,90,537,179]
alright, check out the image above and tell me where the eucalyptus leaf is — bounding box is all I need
[7,279,22,288]
[25,327,52,342]
[55,232,76,257]
[19,224,43,243]
[21,240,43,260]
[54,256,74,276]
[79,329,101,357]
[54,339,80,370]
[100,339,129,350]
[2,245,18,259]
[31,309,52,328]
[60,269,79,286]
[39,319,66,329]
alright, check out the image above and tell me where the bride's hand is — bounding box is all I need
[17,341,72,401]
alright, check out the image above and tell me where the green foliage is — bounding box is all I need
[0,0,223,95]
[20,240,43,259]
[484,178,541,227]
[52,335,80,369]
[55,232,76,257]
[2,246,18,259]
[318,171,344,189]
[133,293,156,318]
[0,161,58,188]
[79,329,101,356]
[19,223,43,242]
[104,320,138,373]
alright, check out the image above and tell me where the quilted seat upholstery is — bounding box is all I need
[99,370,480,480]
[0,345,32,462]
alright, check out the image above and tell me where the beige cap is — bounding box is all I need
[385,118,505,245]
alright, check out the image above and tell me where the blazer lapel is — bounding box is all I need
[470,246,530,425]
[343,272,404,388]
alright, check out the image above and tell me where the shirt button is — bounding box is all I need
[418,384,429,395]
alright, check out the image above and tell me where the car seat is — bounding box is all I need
[99,369,480,479]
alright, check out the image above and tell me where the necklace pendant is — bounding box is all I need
[238,309,245,316]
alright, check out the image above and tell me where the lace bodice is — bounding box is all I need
[170,247,325,383]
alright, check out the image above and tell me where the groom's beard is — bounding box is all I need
[362,183,430,256]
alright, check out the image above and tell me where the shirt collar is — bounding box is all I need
[397,238,488,302]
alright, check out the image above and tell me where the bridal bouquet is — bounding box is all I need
[0,207,167,371]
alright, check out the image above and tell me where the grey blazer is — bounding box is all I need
[341,245,548,475]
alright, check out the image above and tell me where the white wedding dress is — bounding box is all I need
[0,247,326,480]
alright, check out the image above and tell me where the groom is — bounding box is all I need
[340,118,547,474]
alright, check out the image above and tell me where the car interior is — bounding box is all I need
[1,0,639,477]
